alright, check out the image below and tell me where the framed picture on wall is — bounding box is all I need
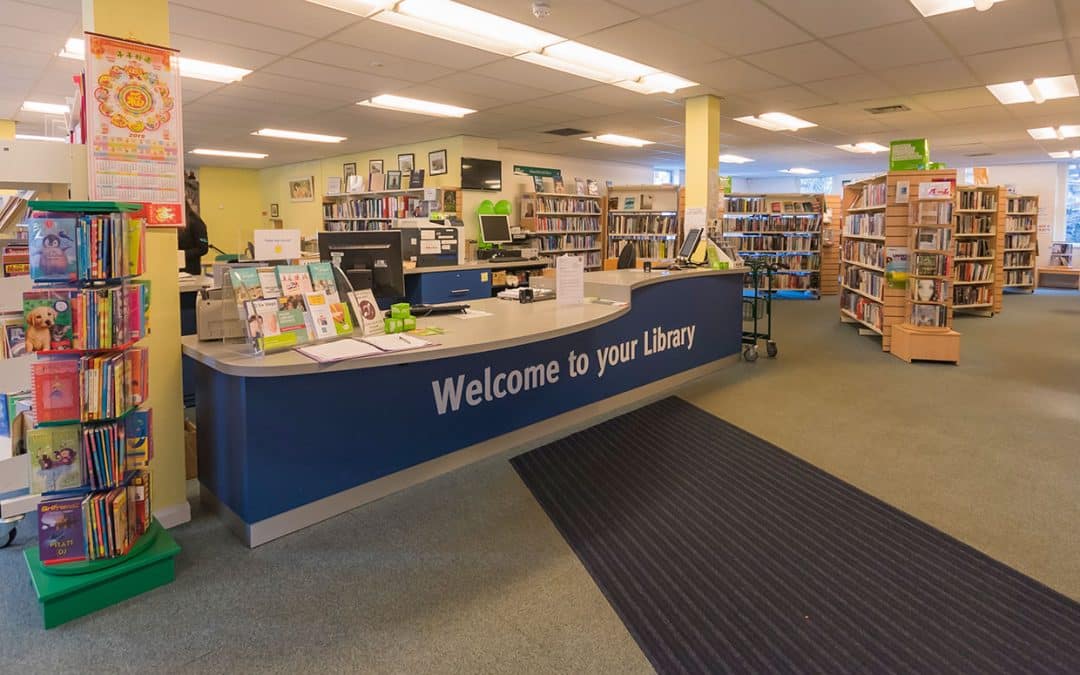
[343,162,357,181]
[369,159,383,175]
[398,153,414,173]
[429,149,447,176]
[288,176,314,202]
[270,203,279,218]
[386,170,402,190]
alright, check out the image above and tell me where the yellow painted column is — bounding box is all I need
[683,95,722,227]
[0,120,14,140]
[84,0,189,525]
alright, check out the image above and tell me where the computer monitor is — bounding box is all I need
[319,231,405,307]
[678,227,704,262]
[479,214,512,245]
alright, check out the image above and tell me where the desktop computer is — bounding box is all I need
[478,214,527,262]
[318,231,406,308]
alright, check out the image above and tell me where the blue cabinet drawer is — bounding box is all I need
[407,269,492,304]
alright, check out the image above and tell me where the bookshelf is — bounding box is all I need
[720,193,825,297]
[839,169,957,353]
[520,192,604,270]
[322,187,461,232]
[952,186,1004,316]
[605,184,682,265]
[1003,195,1038,293]
[820,195,842,296]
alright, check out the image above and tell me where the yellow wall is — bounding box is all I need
[0,120,14,140]
[196,166,263,259]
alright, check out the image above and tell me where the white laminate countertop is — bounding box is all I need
[181,267,744,378]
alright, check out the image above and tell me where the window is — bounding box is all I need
[960,167,975,185]
[1066,164,1080,242]
[799,176,833,193]
[653,169,673,185]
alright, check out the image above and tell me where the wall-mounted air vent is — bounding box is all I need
[864,104,911,115]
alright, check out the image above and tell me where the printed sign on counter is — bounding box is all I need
[253,229,301,261]
[556,255,585,306]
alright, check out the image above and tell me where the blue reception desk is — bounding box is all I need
[181,268,745,546]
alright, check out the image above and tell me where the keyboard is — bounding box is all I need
[488,255,526,263]
[407,303,470,316]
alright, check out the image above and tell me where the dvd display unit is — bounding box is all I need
[319,231,405,307]
[479,214,513,245]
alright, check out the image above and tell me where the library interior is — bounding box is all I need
[1,0,1079,670]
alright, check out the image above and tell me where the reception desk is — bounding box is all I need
[182,268,745,546]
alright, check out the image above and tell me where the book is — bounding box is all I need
[229,267,263,302]
[32,359,80,422]
[125,347,149,406]
[532,176,544,192]
[640,194,654,210]
[327,176,343,195]
[587,179,599,196]
[23,290,74,352]
[346,174,364,194]
[541,176,556,193]
[303,291,336,340]
[2,316,25,358]
[245,299,282,349]
[127,469,151,538]
[28,214,78,282]
[347,289,384,337]
[553,176,565,193]
[575,178,586,195]
[38,497,88,565]
[369,172,385,192]
[28,424,84,494]
[257,268,281,299]
[306,262,340,303]
[125,409,152,470]
[409,169,425,188]
[622,196,636,211]
[276,264,313,314]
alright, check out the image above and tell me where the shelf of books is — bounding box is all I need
[819,195,842,296]
[720,193,825,297]
[1003,195,1038,293]
[953,186,1004,316]
[840,169,957,353]
[520,192,604,270]
[322,187,461,232]
[605,184,682,265]
[20,201,179,629]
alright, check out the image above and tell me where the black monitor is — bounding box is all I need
[678,227,704,262]
[479,214,512,244]
[319,231,405,308]
[460,158,502,191]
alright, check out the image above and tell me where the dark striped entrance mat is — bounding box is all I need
[511,397,1080,674]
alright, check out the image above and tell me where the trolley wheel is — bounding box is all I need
[766,341,778,358]
[743,345,759,362]
[1,525,15,549]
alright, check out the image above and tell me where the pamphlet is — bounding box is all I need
[348,289,384,337]
[303,291,336,340]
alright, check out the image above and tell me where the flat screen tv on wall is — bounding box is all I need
[461,157,502,191]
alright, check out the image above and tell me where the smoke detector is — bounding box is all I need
[532,1,551,19]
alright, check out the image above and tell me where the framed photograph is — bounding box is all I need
[326,176,343,195]
[369,159,383,175]
[398,153,414,173]
[288,176,314,202]
[386,170,402,190]
[343,162,357,181]
[270,203,279,218]
[429,149,447,176]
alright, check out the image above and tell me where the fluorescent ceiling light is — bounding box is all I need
[56,38,250,83]
[781,168,819,175]
[1049,150,1080,159]
[1028,126,1080,140]
[190,148,269,159]
[615,72,698,95]
[909,0,1004,17]
[735,112,816,132]
[252,128,346,143]
[21,101,68,115]
[515,52,622,84]
[836,142,889,154]
[305,0,396,17]
[15,134,66,143]
[357,94,475,118]
[718,154,754,164]
[533,41,653,81]
[582,134,654,148]
[987,75,1079,105]
[373,0,561,57]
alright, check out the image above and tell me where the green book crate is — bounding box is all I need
[23,519,180,629]
[27,201,142,214]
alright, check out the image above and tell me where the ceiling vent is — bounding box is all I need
[965,152,995,157]
[864,104,911,115]
[545,128,589,136]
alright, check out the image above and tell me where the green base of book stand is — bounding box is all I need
[23,519,180,629]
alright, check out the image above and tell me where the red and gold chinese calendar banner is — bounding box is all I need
[85,33,185,228]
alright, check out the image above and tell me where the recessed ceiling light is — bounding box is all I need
[1027,126,1080,140]
[357,94,475,118]
[836,142,889,154]
[1048,150,1080,159]
[781,168,819,175]
[718,154,754,164]
[909,0,1005,17]
[190,148,269,159]
[582,134,654,148]
[615,72,698,95]
[15,134,66,143]
[21,101,68,115]
[252,128,346,143]
[735,112,816,132]
[57,38,251,83]
[986,75,1079,105]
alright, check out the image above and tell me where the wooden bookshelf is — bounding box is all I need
[719,193,825,297]
[520,192,604,270]
[819,195,842,296]
[605,184,682,265]
[1003,194,1038,293]
[322,187,461,232]
[952,186,1004,316]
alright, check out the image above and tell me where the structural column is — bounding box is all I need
[0,120,14,140]
[683,95,722,231]
[83,0,189,526]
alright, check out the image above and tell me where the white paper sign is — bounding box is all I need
[424,188,438,201]
[420,240,441,254]
[556,255,585,306]
[918,181,953,199]
[685,206,707,228]
[253,229,301,261]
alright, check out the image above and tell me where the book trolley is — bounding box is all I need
[21,201,179,629]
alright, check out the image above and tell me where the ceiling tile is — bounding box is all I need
[964,41,1072,83]
[929,0,1063,55]
[831,20,952,70]
[392,83,507,111]
[238,72,371,104]
[169,5,314,55]
[932,105,1017,124]
[0,25,67,55]
[470,59,599,94]
[168,34,281,71]
[803,74,899,104]
[169,0,358,38]
[757,0,920,38]
[914,87,999,112]
[575,18,728,72]
[261,58,411,93]
[652,0,812,56]
[877,59,979,95]
[608,0,696,14]
[675,59,789,94]
[744,41,863,82]
[415,71,544,104]
[333,20,503,70]
[290,41,455,83]
[740,85,832,110]
[0,0,79,35]
[0,46,52,70]
[523,93,627,119]
[457,0,638,38]
[1064,1,1080,38]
